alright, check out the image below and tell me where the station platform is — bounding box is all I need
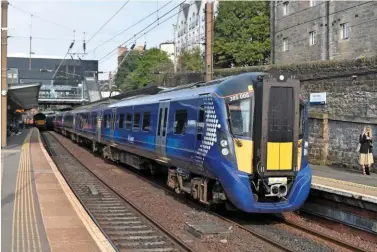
[1,128,114,252]
[311,164,377,202]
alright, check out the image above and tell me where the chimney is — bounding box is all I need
[118,46,128,57]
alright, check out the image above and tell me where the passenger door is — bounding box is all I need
[155,101,170,157]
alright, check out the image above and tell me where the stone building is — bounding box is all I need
[270,1,377,64]
[174,0,218,55]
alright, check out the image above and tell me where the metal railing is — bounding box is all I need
[39,93,83,100]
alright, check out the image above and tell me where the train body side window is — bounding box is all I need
[119,114,124,129]
[133,113,140,130]
[125,113,132,129]
[142,112,151,132]
[197,105,205,140]
[174,110,187,135]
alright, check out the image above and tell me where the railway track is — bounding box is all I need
[41,132,195,252]
[44,131,371,252]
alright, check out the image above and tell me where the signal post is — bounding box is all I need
[1,0,8,148]
[205,1,214,82]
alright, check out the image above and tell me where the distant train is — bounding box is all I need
[33,113,47,130]
[53,72,312,213]
[33,112,55,131]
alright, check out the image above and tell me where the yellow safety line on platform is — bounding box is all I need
[313,175,377,192]
[11,129,43,252]
[11,130,31,252]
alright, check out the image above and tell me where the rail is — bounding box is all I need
[42,131,196,252]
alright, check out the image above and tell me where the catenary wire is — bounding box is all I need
[86,0,174,56]
[97,0,188,63]
[86,0,130,44]
[9,3,77,32]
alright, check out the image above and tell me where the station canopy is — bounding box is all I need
[8,83,41,110]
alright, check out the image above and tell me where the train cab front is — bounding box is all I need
[223,73,312,213]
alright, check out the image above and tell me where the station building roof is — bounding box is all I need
[8,83,41,109]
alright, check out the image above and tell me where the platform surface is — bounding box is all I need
[1,128,113,252]
[311,164,377,199]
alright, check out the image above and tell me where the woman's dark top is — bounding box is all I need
[359,133,373,154]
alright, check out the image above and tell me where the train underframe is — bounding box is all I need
[61,129,230,209]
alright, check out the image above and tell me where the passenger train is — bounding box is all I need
[33,112,55,131]
[54,72,312,213]
[34,113,47,130]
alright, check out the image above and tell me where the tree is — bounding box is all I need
[178,47,204,72]
[114,50,140,89]
[119,48,174,91]
[214,1,270,68]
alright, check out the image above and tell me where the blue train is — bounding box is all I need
[54,72,312,213]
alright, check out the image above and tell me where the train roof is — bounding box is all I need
[108,72,266,109]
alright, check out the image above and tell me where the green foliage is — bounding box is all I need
[114,51,140,88]
[178,47,203,72]
[116,48,174,91]
[214,1,270,68]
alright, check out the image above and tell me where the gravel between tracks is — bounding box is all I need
[50,132,281,252]
[50,132,377,252]
[282,212,377,252]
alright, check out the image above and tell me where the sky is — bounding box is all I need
[7,0,180,79]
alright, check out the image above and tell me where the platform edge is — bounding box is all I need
[311,183,377,204]
[36,129,115,252]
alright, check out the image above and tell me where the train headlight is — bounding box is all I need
[304,141,309,156]
[220,140,228,147]
[221,148,229,156]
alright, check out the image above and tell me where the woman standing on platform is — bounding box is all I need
[359,126,373,175]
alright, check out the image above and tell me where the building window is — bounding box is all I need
[283,38,289,51]
[283,2,289,16]
[309,31,316,45]
[340,23,349,39]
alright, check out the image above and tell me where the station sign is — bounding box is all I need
[309,92,326,105]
